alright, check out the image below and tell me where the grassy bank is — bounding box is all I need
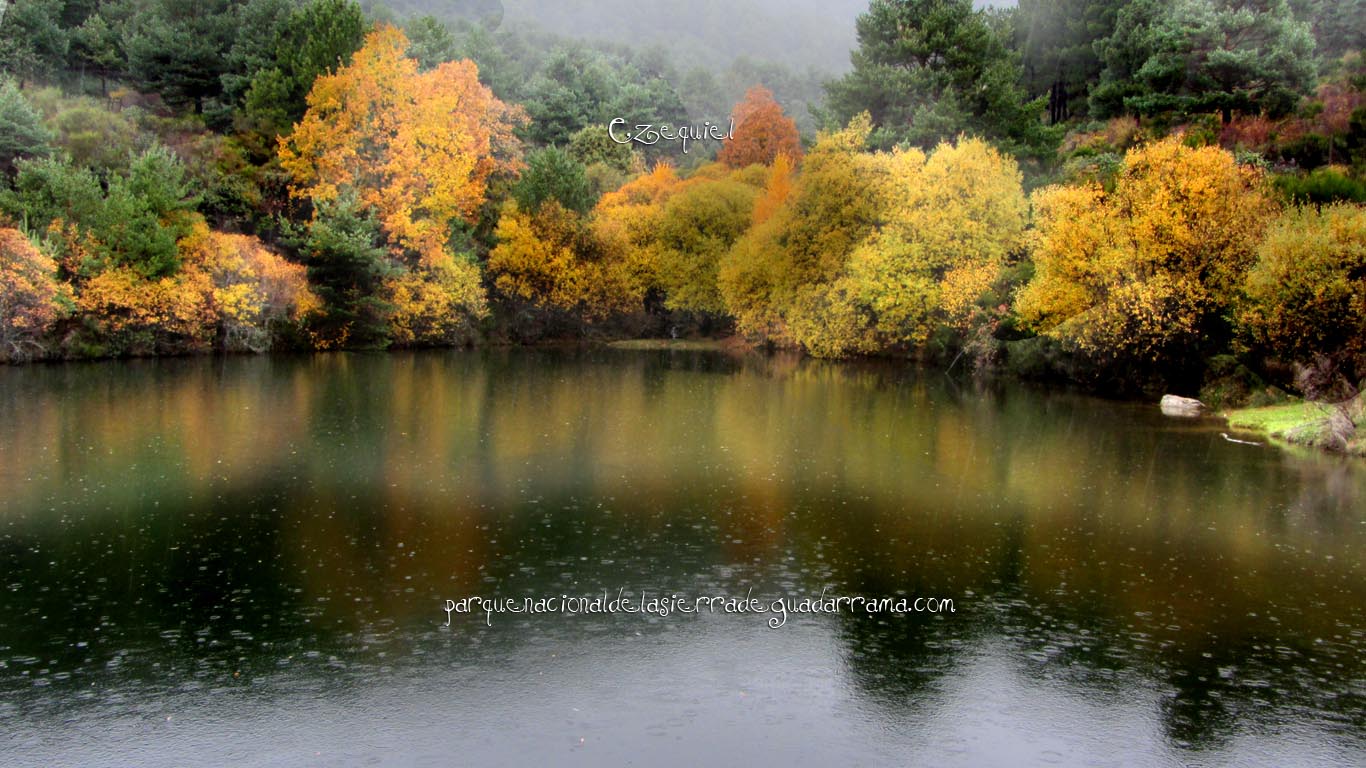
[1224,396,1365,457]
[606,338,745,352]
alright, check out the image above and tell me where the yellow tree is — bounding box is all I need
[719,114,884,346]
[1016,137,1273,365]
[280,25,524,263]
[846,138,1027,349]
[278,25,521,344]
[652,175,760,314]
[77,267,216,355]
[1238,203,1366,367]
[489,200,643,321]
[588,162,685,309]
[751,153,795,227]
[178,223,321,352]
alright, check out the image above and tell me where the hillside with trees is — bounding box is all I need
[1,0,1364,410]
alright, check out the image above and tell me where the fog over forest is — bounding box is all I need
[365,1,1011,72]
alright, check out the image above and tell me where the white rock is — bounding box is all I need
[1160,394,1206,417]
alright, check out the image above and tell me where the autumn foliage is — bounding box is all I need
[0,228,69,361]
[1016,138,1273,366]
[73,225,319,355]
[717,86,804,169]
[279,25,525,264]
[1238,203,1366,368]
[179,224,321,352]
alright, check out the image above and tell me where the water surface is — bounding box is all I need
[1,349,1362,766]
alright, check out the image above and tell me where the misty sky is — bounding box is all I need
[408,0,1017,74]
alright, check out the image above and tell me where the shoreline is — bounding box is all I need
[1223,396,1365,457]
[7,337,1363,461]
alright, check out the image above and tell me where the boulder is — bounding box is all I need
[1160,394,1206,417]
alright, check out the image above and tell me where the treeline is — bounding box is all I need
[1,0,1364,403]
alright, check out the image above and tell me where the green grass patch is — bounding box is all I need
[1225,400,1326,435]
[607,339,730,351]
[1225,396,1365,457]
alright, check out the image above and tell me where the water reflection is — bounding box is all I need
[0,349,1362,766]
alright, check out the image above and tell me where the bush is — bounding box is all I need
[1237,203,1366,380]
[1272,167,1366,204]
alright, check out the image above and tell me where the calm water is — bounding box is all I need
[0,349,1362,767]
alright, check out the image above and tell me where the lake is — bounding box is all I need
[1,349,1362,767]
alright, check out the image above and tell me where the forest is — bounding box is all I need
[0,0,1364,407]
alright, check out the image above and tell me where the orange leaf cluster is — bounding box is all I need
[0,228,71,361]
[280,25,525,265]
[717,86,803,169]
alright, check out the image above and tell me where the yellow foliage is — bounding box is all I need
[846,138,1026,347]
[1237,203,1366,362]
[652,177,759,313]
[180,224,319,324]
[279,25,525,264]
[785,278,876,358]
[751,153,794,227]
[78,266,215,352]
[386,254,489,346]
[719,127,1025,357]
[719,115,885,346]
[0,228,71,361]
[489,201,644,320]
[1016,137,1273,363]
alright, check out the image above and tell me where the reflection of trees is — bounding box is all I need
[1,349,1364,753]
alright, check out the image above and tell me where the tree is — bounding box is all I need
[1090,0,1167,118]
[280,25,525,265]
[405,15,457,71]
[0,227,69,361]
[488,200,585,314]
[489,200,642,321]
[718,115,886,343]
[290,192,394,349]
[125,0,237,114]
[0,0,68,86]
[1015,137,1274,371]
[653,177,759,313]
[76,265,215,355]
[522,46,623,147]
[385,256,487,346]
[569,125,635,173]
[521,44,689,155]
[1015,0,1121,123]
[178,222,320,352]
[717,86,804,168]
[1289,0,1366,63]
[233,0,367,139]
[1237,203,1366,372]
[5,147,199,279]
[751,152,795,227]
[0,78,51,175]
[1106,0,1318,123]
[845,138,1027,350]
[70,11,125,95]
[513,147,594,215]
[824,0,1055,159]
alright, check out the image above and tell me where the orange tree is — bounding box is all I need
[0,228,70,361]
[279,25,523,346]
[717,86,804,169]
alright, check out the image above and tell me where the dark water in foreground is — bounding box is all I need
[0,349,1362,767]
